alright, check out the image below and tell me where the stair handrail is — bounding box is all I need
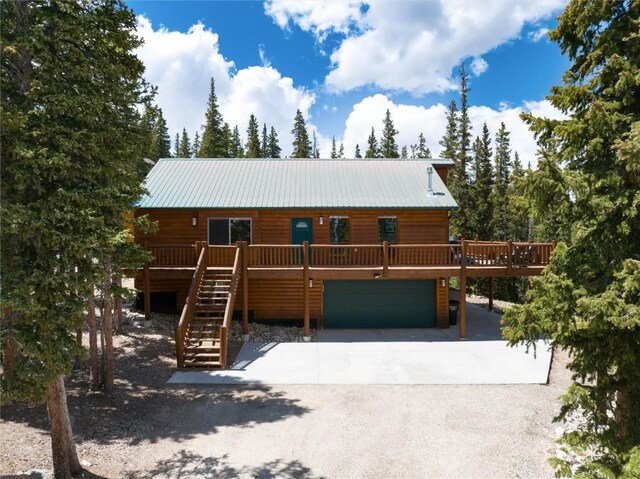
[175,245,208,367]
[220,243,242,368]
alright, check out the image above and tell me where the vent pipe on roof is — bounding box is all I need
[427,166,435,196]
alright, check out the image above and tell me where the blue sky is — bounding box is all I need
[128,0,569,164]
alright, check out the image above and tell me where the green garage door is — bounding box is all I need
[323,280,436,328]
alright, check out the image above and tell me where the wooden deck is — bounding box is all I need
[136,240,555,342]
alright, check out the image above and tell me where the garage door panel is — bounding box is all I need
[324,280,435,328]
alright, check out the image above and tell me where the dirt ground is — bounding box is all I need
[0,310,571,479]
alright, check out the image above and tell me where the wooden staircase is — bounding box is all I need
[175,244,241,370]
[181,270,231,368]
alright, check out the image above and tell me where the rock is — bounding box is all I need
[80,459,92,467]
[555,448,569,461]
[25,470,51,479]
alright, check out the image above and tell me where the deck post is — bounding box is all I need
[303,241,310,340]
[143,260,151,324]
[488,276,494,311]
[459,239,467,339]
[242,241,249,338]
[382,241,389,277]
[507,240,513,275]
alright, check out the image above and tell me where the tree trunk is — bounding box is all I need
[87,293,100,390]
[46,376,82,479]
[102,258,114,392]
[114,273,123,334]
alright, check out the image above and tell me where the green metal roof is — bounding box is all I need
[137,158,458,210]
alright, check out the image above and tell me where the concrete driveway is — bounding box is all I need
[169,301,552,385]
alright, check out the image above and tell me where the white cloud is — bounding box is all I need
[258,43,270,67]
[528,27,550,42]
[135,16,315,155]
[266,0,566,94]
[264,0,364,41]
[470,57,489,76]
[337,94,565,168]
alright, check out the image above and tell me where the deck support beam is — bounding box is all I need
[242,241,249,337]
[303,241,310,339]
[459,240,467,339]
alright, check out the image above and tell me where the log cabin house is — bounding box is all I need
[134,158,554,368]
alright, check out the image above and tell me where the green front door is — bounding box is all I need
[291,218,312,265]
[323,280,436,328]
[291,218,313,244]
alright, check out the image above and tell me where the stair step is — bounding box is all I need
[181,361,222,368]
[185,344,221,351]
[184,353,221,359]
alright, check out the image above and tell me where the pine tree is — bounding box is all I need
[291,109,311,158]
[199,77,226,157]
[450,63,472,238]
[140,105,171,166]
[412,133,432,159]
[400,145,408,158]
[174,133,180,157]
[311,131,319,158]
[339,143,344,158]
[365,127,379,158]
[245,114,261,158]
[177,128,192,158]
[261,123,268,158]
[267,126,281,158]
[507,152,528,242]
[439,101,458,161]
[469,123,494,240]
[489,123,511,241]
[154,108,171,159]
[379,109,399,158]
[220,122,231,158]
[354,143,362,158]
[1,1,151,475]
[330,136,338,159]
[504,4,640,474]
[229,125,243,158]
[193,131,200,157]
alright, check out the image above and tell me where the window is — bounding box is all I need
[378,217,398,243]
[329,216,349,243]
[208,218,251,245]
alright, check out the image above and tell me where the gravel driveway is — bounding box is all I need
[1,310,570,479]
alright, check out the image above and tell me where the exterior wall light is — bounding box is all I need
[309,279,313,288]
[319,216,324,225]
[192,217,197,227]
[440,278,446,288]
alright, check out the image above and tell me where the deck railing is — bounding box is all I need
[175,246,208,367]
[149,244,197,267]
[512,242,554,266]
[220,246,242,369]
[149,241,556,272]
[389,244,461,266]
[310,245,383,266]
[207,245,237,267]
[465,242,510,266]
[248,244,304,267]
